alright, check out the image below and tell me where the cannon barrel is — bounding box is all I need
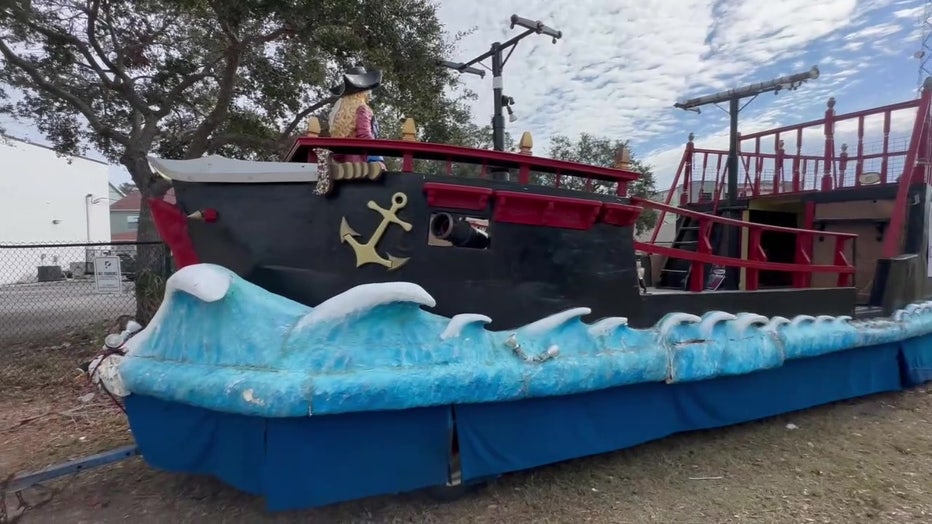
[430,213,490,249]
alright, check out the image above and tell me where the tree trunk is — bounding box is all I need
[121,152,172,325]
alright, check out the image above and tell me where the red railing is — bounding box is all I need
[651,82,932,259]
[287,137,639,195]
[632,197,857,292]
[884,80,932,257]
[666,95,927,209]
[287,136,645,232]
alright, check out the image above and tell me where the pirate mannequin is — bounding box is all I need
[327,65,386,168]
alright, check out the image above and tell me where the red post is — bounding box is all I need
[689,218,713,292]
[883,77,932,258]
[834,237,853,287]
[821,97,835,191]
[746,227,764,291]
[911,114,930,184]
[793,201,816,288]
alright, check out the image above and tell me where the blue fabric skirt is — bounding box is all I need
[125,334,931,511]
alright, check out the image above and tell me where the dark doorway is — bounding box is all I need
[748,209,798,288]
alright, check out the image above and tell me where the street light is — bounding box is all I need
[85,193,108,243]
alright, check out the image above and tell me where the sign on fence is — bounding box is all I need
[94,255,123,293]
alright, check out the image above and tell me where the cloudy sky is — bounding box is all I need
[1,0,925,189]
[438,0,924,186]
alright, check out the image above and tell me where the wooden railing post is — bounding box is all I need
[614,144,631,196]
[838,143,849,187]
[304,117,322,162]
[681,133,694,205]
[792,127,802,192]
[774,138,785,194]
[401,118,417,141]
[821,97,835,191]
[519,131,533,154]
[401,117,416,171]
[305,116,321,137]
[518,131,533,183]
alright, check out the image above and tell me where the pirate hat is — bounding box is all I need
[330,65,383,96]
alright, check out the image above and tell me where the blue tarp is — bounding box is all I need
[455,342,903,481]
[124,333,932,511]
[126,396,453,511]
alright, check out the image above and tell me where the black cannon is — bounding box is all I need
[429,213,490,249]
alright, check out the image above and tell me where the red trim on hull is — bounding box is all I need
[493,191,602,230]
[423,182,493,211]
[600,202,642,227]
[422,182,643,230]
[148,198,200,269]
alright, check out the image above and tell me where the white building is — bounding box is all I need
[0,135,113,284]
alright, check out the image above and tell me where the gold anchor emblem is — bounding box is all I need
[340,192,412,270]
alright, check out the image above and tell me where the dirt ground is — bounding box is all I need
[3,330,932,523]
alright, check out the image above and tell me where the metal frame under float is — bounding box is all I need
[2,445,140,495]
[1,445,140,522]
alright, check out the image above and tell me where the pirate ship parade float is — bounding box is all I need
[91,19,932,511]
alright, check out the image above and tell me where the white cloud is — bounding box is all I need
[2,0,925,192]
[437,0,922,188]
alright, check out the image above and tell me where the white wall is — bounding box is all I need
[0,137,112,284]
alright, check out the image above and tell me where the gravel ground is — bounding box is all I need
[0,280,135,344]
[3,331,932,523]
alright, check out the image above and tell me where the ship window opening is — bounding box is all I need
[427,212,490,249]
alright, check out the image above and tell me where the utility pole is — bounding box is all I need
[440,14,562,163]
[673,66,820,284]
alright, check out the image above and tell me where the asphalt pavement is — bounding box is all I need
[0,279,136,344]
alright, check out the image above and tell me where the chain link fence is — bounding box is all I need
[0,241,172,345]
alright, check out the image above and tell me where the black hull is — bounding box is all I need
[172,173,856,328]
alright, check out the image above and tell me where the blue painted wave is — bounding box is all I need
[116,263,932,417]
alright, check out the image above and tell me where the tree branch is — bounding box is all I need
[251,25,291,45]
[84,0,150,113]
[0,38,129,146]
[16,12,119,89]
[280,95,336,137]
[206,132,282,153]
[182,48,241,158]
[204,95,337,154]
[157,55,225,115]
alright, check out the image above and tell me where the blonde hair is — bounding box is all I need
[328,91,371,138]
